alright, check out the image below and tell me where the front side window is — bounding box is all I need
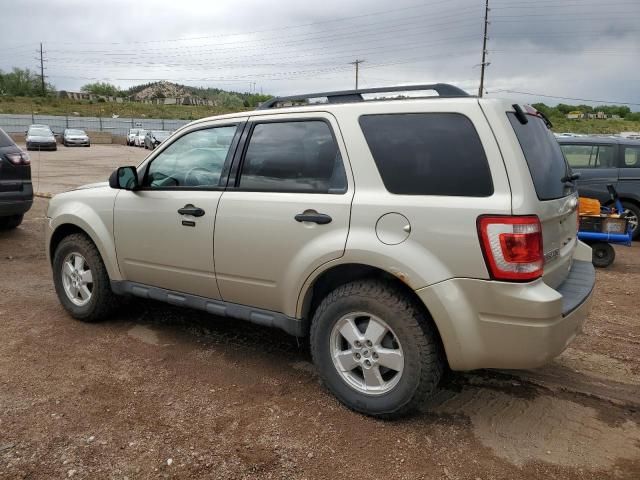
[561,144,616,169]
[144,125,237,188]
[624,146,640,167]
[359,113,493,196]
[238,121,347,193]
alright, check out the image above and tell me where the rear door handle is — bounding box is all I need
[294,212,332,224]
[178,204,205,217]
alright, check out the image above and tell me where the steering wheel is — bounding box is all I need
[184,166,215,186]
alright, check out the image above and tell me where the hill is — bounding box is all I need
[123,81,270,109]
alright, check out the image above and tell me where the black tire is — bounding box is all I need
[0,214,24,230]
[591,242,615,268]
[621,201,640,240]
[52,233,116,322]
[310,280,444,418]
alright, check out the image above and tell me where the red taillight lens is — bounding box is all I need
[478,215,543,281]
[5,152,30,165]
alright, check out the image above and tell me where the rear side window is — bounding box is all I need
[508,113,570,200]
[561,144,616,169]
[359,113,493,196]
[0,128,14,147]
[624,146,640,167]
[238,121,347,193]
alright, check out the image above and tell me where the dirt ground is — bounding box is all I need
[1,199,639,480]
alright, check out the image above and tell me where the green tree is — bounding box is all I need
[80,81,121,97]
[0,68,54,96]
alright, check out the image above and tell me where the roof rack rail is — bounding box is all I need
[256,83,470,110]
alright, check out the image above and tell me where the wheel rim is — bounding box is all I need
[330,312,404,396]
[623,208,639,233]
[61,252,93,307]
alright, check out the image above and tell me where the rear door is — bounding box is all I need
[560,142,619,203]
[618,143,640,195]
[213,112,353,315]
[506,112,578,288]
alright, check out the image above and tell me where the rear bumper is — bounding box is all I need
[0,198,33,217]
[0,183,33,216]
[417,245,595,371]
[26,142,57,150]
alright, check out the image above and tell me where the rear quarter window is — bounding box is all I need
[0,128,15,148]
[508,113,571,200]
[359,113,493,196]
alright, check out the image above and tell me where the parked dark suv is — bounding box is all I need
[558,136,640,239]
[0,128,32,229]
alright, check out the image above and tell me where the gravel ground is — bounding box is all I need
[0,199,639,479]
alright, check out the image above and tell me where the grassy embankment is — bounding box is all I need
[0,96,248,120]
[1,96,640,133]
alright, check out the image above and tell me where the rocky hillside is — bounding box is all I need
[129,81,190,100]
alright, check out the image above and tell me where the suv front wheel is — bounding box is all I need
[52,233,116,322]
[310,280,443,418]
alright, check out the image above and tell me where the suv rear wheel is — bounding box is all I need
[310,280,443,418]
[0,214,24,230]
[52,233,116,322]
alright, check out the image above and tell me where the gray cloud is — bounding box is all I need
[1,0,638,108]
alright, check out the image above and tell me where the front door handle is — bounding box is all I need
[294,212,332,224]
[178,204,205,217]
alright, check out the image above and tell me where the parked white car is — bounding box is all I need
[126,128,140,146]
[134,130,146,147]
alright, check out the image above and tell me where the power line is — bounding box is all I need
[488,89,640,106]
[31,0,474,47]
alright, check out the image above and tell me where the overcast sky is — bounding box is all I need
[1,0,639,108]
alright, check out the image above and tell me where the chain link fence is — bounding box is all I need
[0,114,190,137]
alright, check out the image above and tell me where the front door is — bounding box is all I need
[561,142,619,203]
[114,122,241,299]
[214,113,354,315]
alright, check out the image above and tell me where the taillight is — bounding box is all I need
[5,152,30,165]
[477,215,543,281]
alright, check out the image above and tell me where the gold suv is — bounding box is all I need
[46,84,595,417]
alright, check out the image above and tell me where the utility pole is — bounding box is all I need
[39,42,45,96]
[478,0,489,98]
[350,59,365,90]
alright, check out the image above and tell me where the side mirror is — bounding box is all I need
[109,166,139,190]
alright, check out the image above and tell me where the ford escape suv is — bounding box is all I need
[46,84,595,418]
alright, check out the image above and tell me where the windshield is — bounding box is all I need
[29,128,51,136]
[138,130,146,136]
[508,113,573,200]
[67,129,85,135]
[129,129,139,135]
[152,131,170,138]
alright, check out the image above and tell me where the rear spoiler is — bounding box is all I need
[512,104,553,129]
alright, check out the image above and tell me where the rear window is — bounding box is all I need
[508,113,571,200]
[0,128,14,147]
[359,113,493,196]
